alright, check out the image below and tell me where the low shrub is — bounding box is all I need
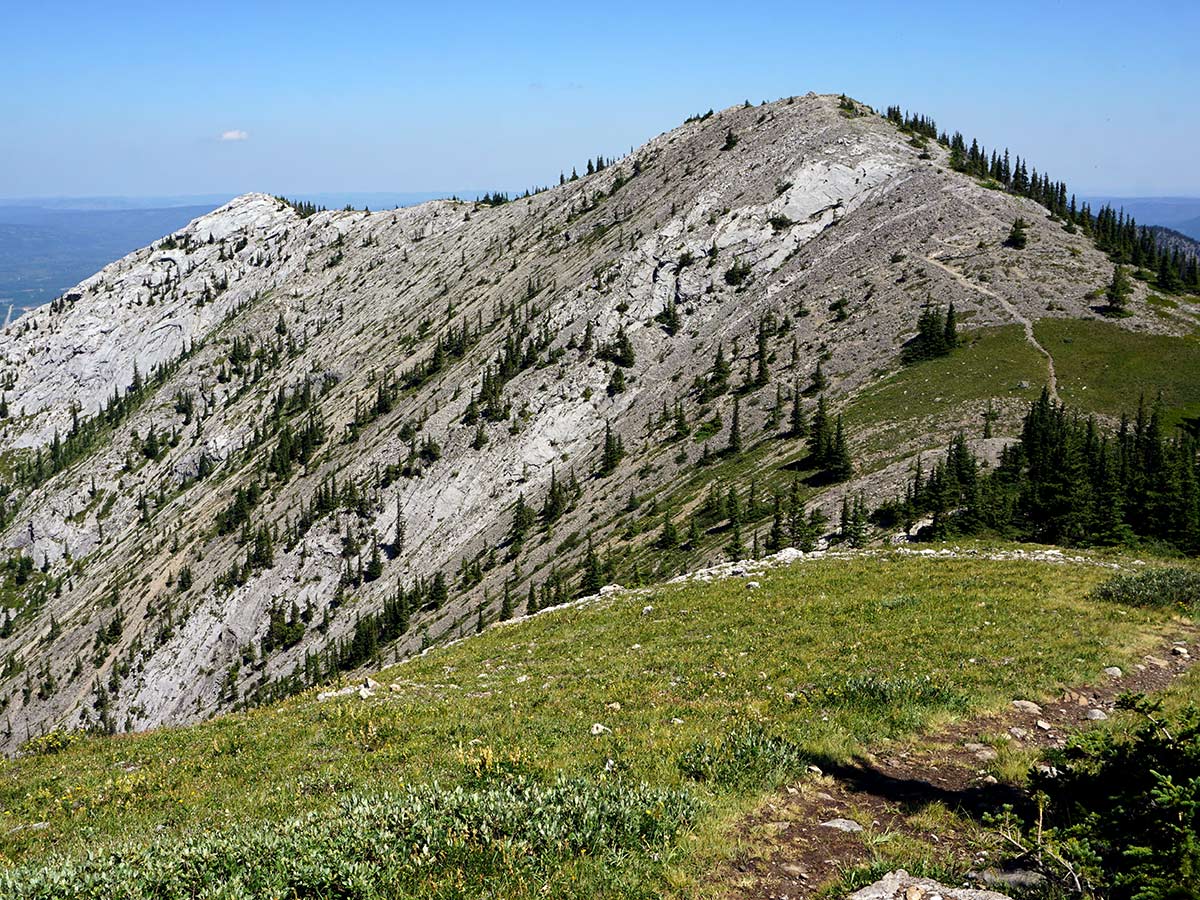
[678,722,809,789]
[993,694,1200,899]
[0,775,697,899]
[19,729,83,757]
[819,674,966,713]
[1089,567,1200,610]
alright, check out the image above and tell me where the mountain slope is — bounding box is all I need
[0,93,1192,750]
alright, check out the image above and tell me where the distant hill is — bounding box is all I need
[1148,224,1200,260]
[0,204,220,316]
[1087,195,1200,240]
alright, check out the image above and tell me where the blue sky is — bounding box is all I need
[3,0,1198,199]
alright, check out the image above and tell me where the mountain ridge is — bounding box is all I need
[0,92,1194,751]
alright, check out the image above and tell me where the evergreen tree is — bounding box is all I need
[1005,217,1029,249]
[766,494,785,553]
[755,319,770,386]
[983,399,998,439]
[393,505,406,557]
[429,571,448,609]
[904,303,956,363]
[808,395,831,465]
[1105,264,1132,315]
[606,367,626,396]
[847,494,869,547]
[789,382,807,437]
[725,518,745,561]
[826,416,854,482]
[728,397,742,455]
[578,537,602,597]
[598,421,625,475]
[364,540,383,582]
[511,493,535,544]
[657,513,679,550]
[471,423,488,450]
[807,359,827,395]
[943,302,958,349]
[673,401,690,440]
[704,344,731,399]
[656,297,680,335]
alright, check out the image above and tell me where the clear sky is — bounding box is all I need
[3,0,1198,199]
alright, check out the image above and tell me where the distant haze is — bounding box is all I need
[0,192,479,317]
[1084,197,1200,241]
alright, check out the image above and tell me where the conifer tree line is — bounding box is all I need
[882,390,1199,555]
[274,197,326,219]
[887,106,1200,295]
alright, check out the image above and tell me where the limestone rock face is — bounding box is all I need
[0,94,1162,749]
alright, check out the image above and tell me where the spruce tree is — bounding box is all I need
[1005,217,1028,249]
[725,518,745,561]
[471,423,488,450]
[755,319,770,386]
[606,367,626,396]
[789,382,806,437]
[728,397,742,455]
[578,537,602,597]
[393,503,406,556]
[364,540,383,582]
[429,572,448,609]
[1105,264,1132,315]
[511,493,535,544]
[808,395,830,465]
[657,513,679,550]
[766,494,785,553]
[807,359,827,395]
[827,416,854,482]
[943,302,958,349]
[598,421,625,475]
[983,399,998,439]
[707,344,731,398]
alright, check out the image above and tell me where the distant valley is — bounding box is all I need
[0,204,221,317]
[0,193,465,319]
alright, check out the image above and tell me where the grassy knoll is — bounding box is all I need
[0,551,1182,897]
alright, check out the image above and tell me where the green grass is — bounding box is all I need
[1034,318,1200,427]
[0,552,1179,897]
[846,325,1046,453]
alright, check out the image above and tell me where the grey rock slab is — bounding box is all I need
[820,817,864,833]
[847,870,1011,900]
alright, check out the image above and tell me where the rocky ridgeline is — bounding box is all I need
[0,94,1147,749]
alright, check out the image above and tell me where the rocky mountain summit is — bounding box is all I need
[0,93,1171,749]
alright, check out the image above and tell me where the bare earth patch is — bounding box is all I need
[717,622,1199,899]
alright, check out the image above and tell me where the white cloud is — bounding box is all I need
[219,130,249,142]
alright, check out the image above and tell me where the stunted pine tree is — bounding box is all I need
[1105,264,1132,316]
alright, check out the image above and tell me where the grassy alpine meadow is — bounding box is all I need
[0,550,1185,898]
[1033,317,1200,427]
